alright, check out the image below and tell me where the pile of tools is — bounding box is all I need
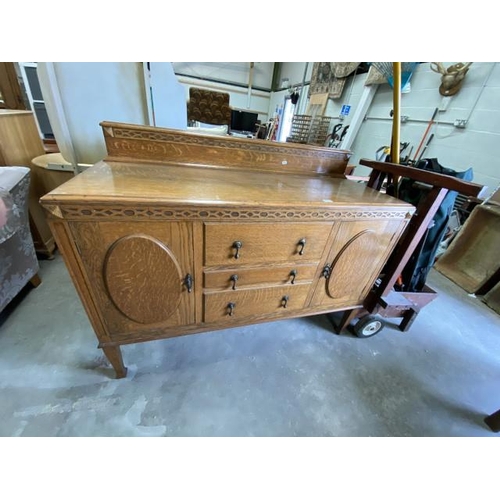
[376,107,439,165]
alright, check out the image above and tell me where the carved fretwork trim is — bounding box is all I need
[110,127,350,160]
[57,205,411,221]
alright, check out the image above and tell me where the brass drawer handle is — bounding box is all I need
[297,238,306,255]
[230,274,238,290]
[227,302,236,316]
[232,241,242,259]
[281,295,289,308]
[289,269,297,284]
[184,273,193,293]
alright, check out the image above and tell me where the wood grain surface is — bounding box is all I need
[204,262,318,290]
[311,219,406,309]
[41,160,412,211]
[69,221,195,337]
[204,222,334,265]
[204,283,311,323]
[41,121,415,377]
[104,235,184,324]
[0,110,54,256]
[0,64,27,110]
[101,121,351,177]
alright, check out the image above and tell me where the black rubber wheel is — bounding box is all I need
[353,315,385,338]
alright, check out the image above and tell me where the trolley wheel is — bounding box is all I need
[353,315,385,338]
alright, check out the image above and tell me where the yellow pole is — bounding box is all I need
[391,62,402,196]
[391,62,401,165]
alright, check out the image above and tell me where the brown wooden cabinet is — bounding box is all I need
[41,122,414,378]
[0,109,55,257]
[310,219,406,309]
[68,221,196,339]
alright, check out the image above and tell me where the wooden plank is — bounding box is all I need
[40,161,411,212]
[483,280,500,315]
[435,204,500,294]
[360,159,486,198]
[306,92,329,117]
[101,121,351,177]
[366,186,448,304]
[0,62,26,110]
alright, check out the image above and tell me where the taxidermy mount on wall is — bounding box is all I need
[430,62,473,96]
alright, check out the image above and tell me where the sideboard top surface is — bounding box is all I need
[42,160,412,210]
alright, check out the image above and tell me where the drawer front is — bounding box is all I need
[204,263,318,290]
[204,283,311,323]
[204,222,334,266]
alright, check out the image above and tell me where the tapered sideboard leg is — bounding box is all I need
[102,345,128,379]
[485,409,500,432]
[335,308,360,334]
[30,273,42,287]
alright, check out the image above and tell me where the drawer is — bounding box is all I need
[204,222,333,266]
[204,283,311,323]
[204,263,318,290]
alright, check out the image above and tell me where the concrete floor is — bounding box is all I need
[1,254,499,437]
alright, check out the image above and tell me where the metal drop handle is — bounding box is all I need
[322,264,331,280]
[290,269,297,284]
[232,241,242,259]
[298,238,306,255]
[230,274,238,290]
[227,302,236,316]
[184,273,193,293]
[282,295,289,308]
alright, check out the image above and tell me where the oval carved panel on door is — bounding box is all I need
[327,229,379,301]
[103,235,183,324]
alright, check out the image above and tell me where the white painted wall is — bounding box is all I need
[279,62,313,88]
[147,62,188,130]
[272,62,500,195]
[349,62,500,195]
[172,62,274,122]
[38,62,190,168]
[35,60,500,196]
[176,75,271,122]
[38,62,150,165]
[274,63,312,115]
[172,62,274,89]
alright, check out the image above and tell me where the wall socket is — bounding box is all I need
[454,119,467,128]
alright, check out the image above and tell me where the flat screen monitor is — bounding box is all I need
[231,110,259,133]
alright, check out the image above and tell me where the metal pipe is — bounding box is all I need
[247,62,254,109]
[364,115,456,126]
[391,62,401,165]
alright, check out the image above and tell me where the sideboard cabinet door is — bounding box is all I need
[69,221,195,338]
[310,219,406,309]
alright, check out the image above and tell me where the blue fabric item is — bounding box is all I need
[399,158,473,292]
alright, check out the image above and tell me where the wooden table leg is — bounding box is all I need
[102,345,128,379]
[484,409,500,432]
[30,273,42,287]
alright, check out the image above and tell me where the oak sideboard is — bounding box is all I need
[41,122,414,378]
